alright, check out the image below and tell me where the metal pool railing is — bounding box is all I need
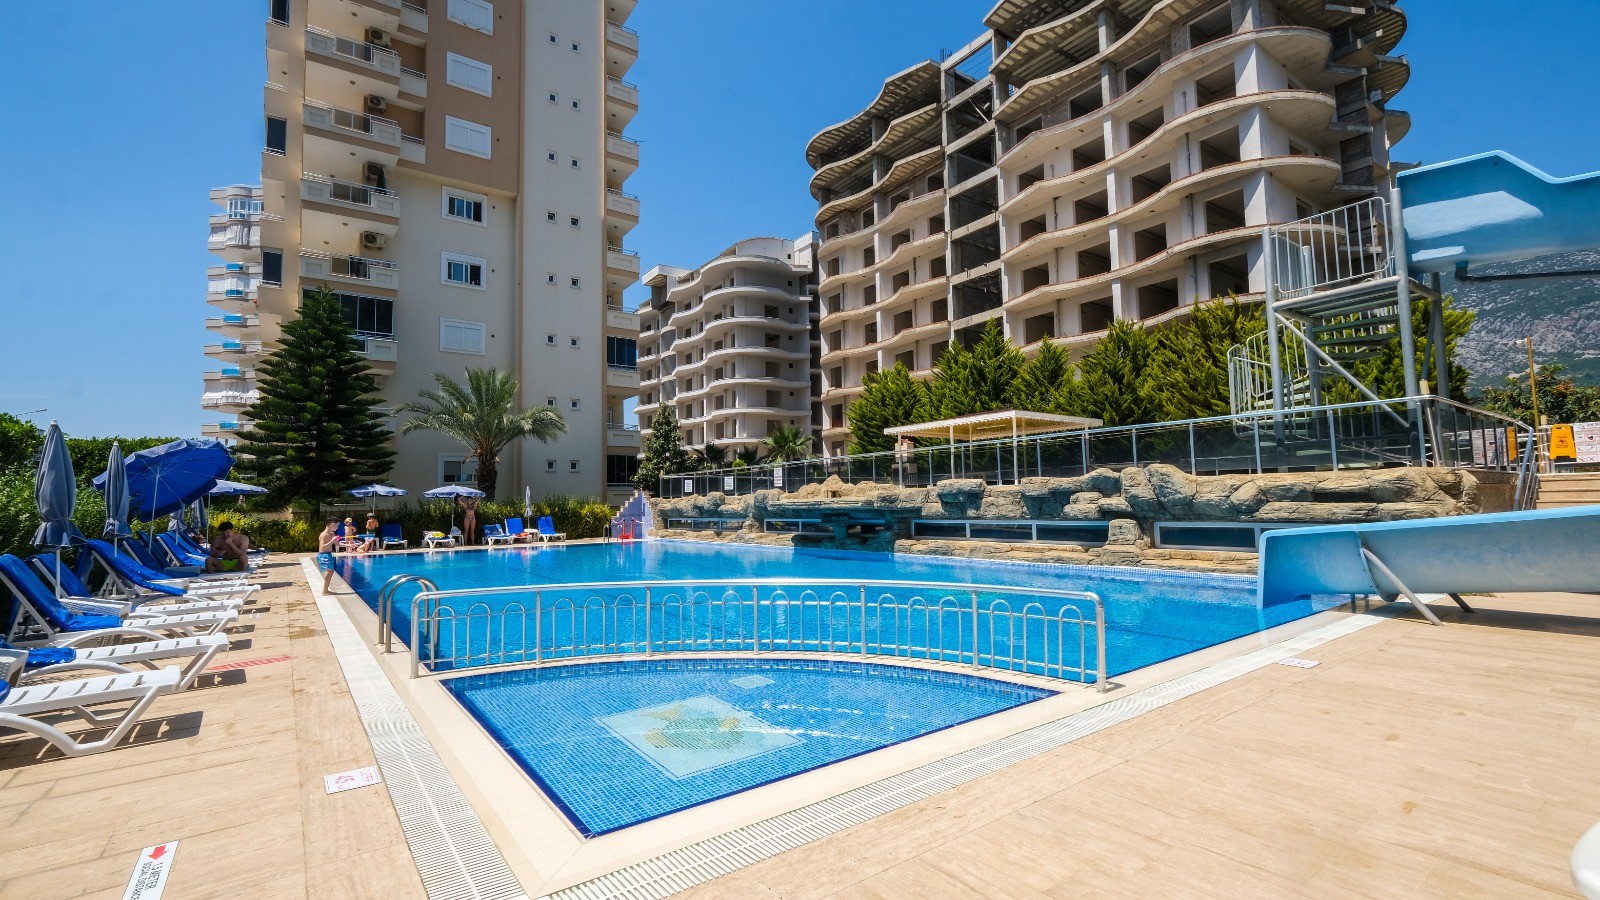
[395,579,1108,691]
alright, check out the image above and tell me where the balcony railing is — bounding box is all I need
[301,173,401,217]
[304,100,402,146]
[606,131,641,162]
[300,251,400,290]
[606,76,640,106]
[606,21,640,51]
[305,26,401,78]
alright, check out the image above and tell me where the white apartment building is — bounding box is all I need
[635,236,820,456]
[203,0,643,505]
[810,0,1409,455]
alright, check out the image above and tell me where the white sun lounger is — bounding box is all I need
[0,651,183,757]
[21,635,228,691]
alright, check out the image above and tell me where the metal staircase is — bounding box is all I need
[1228,196,1427,418]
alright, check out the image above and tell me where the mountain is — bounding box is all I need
[1445,250,1600,391]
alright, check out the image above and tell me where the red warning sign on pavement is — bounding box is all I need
[122,841,178,900]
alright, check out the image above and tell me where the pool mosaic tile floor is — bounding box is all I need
[444,658,1054,836]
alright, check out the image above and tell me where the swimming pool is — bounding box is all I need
[336,540,1333,679]
[443,657,1055,836]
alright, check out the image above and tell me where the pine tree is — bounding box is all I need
[235,287,394,511]
[1075,320,1163,426]
[1321,295,1475,404]
[848,363,927,453]
[634,406,698,493]
[1145,297,1264,421]
[1006,340,1079,414]
[924,320,1025,418]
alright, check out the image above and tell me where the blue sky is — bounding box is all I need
[0,0,1595,438]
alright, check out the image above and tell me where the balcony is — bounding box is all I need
[606,424,642,450]
[300,251,399,291]
[207,263,261,306]
[606,21,639,75]
[200,389,260,412]
[605,188,641,225]
[200,420,248,439]
[205,314,262,334]
[400,66,426,99]
[300,174,401,247]
[605,305,640,333]
[203,367,256,383]
[305,27,401,85]
[605,246,641,279]
[605,77,639,130]
[353,334,398,374]
[606,365,640,390]
[605,132,641,179]
[399,2,427,33]
[204,340,265,361]
[303,100,402,157]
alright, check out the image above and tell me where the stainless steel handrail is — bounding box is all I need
[377,574,437,652]
[405,578,1107,691]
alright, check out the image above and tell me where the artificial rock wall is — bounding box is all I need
[651,465,1494,574]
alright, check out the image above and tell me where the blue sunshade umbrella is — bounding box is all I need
[423,485,484,531]
[34,421,84,597]
[348,483,407,514]
[102,442,131,540]
[208,480,267,497]
[93,438,234,522]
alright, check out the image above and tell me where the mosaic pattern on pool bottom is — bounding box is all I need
[444,657,1055,836]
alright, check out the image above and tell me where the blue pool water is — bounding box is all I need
[337,540,1334,679]
[443,657,1055,836]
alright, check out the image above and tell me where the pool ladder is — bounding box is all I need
[376,574,438,654]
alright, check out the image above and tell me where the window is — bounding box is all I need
[445,52,492,96]
[442,188,486,224]
[548,92,558,104]
[546,273,557,284]
[607,454,639,486]
[569,336,580,348]
[569,460,581,473]
[440,454,478,485]
[265,116,287,155]
[569,399,581,411]
[570,216,580,228]
[262,250,283,286]
[569,277,581,289]
[571,41,581,53]
[439,318,486,354]
[571,98,581,110]
[546,210,557,223]
[548,32,558,44]
[606,335,637,368]
[570,157,581,169]
[545,396,556,406]
[443,116,491,158]
[447,0,493,34]
[546,459,557,472]
[547,151,557,163]
[545,333,557,346]
[441,252,486,288]
[306,287,394,337]
[269,0,289,25]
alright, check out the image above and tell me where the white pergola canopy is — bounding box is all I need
[884,409,1103,443]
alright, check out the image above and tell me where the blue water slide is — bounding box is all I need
[1257,506,1600,620]
[1396,151,1600,273]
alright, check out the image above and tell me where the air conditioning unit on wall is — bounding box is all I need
[365,95,388,114]
[361,231,387,250]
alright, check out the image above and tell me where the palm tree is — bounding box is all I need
[694,442,728,469]
[396,368,566,497]
[761,425,812,462]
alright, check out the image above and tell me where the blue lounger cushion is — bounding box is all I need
[0,555,124,633]
[81,541,185,597]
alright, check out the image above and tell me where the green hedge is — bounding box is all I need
[213,495,615,552]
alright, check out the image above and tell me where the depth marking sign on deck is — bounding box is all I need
[324,765,382,794]
[209,655,293,672]
[122,841,178,900]
[1276,657,1321,669]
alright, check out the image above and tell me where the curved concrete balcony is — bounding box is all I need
[877,230,946,273]
[806,61,942,168]
[1003,154,1341,271]
[698,315,811,342]
[874,189,945,236]
[1015,298,1217,354]
[1000,223,1273,321]
[204,340,265,362]
[674,345,811,380]
[206,264,262,307]
[876,320,950,354]
[815,146,941,225]
[820,342,882,365]
[200,389,260,413]
[990,0,1106,88]
[205,314,261,336]
[817,261,879,295]
[809,103,940,201]
[684,406,812,428]
[666,280,805,320]
[1002,88,1336,221]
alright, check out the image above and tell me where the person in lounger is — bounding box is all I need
[205,522,248,573]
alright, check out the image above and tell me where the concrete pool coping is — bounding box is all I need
[307,550,1387,897]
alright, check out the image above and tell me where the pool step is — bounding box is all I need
[1536,473,1600,509]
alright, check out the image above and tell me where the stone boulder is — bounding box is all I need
[1105,518,1143,545]
[1366,469,1446,504]
[1190,478,1242,519]
[1120,467,1161,517]
[1146,464,1197,516]
[934,478,986,516]
[1376,500,1460,521]
[1248,501,1376,523]
[977,487,1026,518]
[1082,467,1123,496]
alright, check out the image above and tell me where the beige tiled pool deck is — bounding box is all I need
[3,552,1598,899]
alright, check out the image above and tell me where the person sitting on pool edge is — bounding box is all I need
[204,522,249,573]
